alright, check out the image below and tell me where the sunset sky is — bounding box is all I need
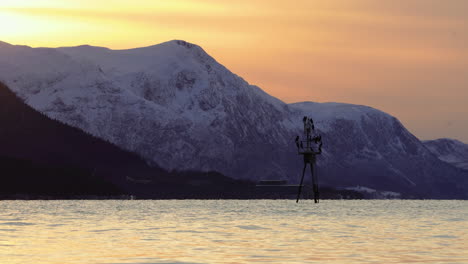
[1,0,467,142]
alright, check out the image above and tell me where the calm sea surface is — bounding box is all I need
[0,200,466,264]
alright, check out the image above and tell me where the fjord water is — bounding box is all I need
[0,200,466,264]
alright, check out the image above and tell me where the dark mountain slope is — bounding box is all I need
[0,81,161,196]
[0,82,252,198]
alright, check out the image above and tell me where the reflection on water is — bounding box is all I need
[0,200,467,264]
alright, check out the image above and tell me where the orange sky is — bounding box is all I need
[1,0,467,142]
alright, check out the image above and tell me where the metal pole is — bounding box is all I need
[296,163,307,203]
[311,163,319,203]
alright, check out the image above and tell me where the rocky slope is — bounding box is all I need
[0,40,466,198]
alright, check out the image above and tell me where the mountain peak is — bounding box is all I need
[65,44,110,51]
[56,40,204,57]
[424,138,467,146]
[289,101,392,124]
[0,40,12,47]
[168,39,198,49]
[120,40,204,53]
[151,40,209,58]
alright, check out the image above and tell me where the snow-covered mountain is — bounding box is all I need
[0,40,466,198]
[423,138,468,171]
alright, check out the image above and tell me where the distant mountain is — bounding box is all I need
[423,138,468,171]
[291,102,468,198]
[0,40,466,198]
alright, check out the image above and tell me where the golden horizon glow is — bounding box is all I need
[1,0,467,142]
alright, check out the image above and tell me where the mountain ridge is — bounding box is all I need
[0,40,466,198]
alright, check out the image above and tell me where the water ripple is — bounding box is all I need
[236,225,270,230]
[0,200,466,264]
[0,222,35,226]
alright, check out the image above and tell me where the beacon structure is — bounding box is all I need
[295,116,322,203]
